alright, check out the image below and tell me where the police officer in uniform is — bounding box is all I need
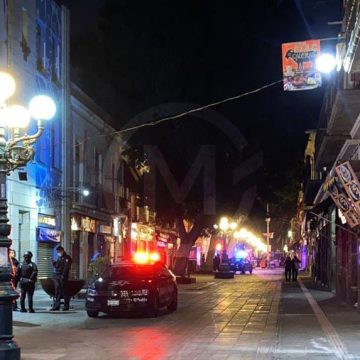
[51,246,72,311]
[16,251,38,313]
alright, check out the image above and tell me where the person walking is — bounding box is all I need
[9,249,19,310]
[291,254,301,282]
[284,254,292,281]
[17,251,38,313]
[51,246,72,311]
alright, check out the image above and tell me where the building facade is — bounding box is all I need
[64,84,125,279]
[0,0,70,278]
[0,0,160,282]
[300,0,360,307]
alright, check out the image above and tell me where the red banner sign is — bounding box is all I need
[282,40,321,91]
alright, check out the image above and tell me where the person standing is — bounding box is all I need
[17,251,38,313]
[284,255,292,281]
[292,254,301,282]
[213,254,220,271]
[9,249,19,310]
[51,246,72,311]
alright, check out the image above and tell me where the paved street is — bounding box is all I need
[13,269,360,360]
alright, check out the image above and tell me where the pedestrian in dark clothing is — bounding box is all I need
[284,255,292,281]
[17,251,38,313]
[291,255,301,281]
[213,254,221,271]
[51,246,72,311]
[9,249,19,310]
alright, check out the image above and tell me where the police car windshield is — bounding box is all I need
[104,265,154,280]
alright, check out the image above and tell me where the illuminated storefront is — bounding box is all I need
[37,214,61,279]
[131,223,155,253]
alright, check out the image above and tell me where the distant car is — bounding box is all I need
[238,260,253,274]
[86,256,178,318]
[229,258,253,274]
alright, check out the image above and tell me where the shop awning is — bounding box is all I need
[37,227,61,243]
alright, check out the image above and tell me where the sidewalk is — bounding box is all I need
[277,274,360,359]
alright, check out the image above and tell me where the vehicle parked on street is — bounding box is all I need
[229,258,253,274]
[85,253,178,318]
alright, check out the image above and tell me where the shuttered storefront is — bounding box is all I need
[37,242,55,279]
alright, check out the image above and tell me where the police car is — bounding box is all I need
[85,252,178,318]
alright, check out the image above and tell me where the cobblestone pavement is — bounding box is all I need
[12,269,360,359]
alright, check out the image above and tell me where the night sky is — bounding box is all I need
[61,0,342,244]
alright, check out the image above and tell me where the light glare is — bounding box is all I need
[29,95,56,120]
[0,72,16,101]
[316,54,336,74]
[4,105,30,129]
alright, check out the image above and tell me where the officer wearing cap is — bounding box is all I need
[16,251,38,313]
[51,245,72,311]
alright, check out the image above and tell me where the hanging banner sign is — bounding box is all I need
[282,40,321,91]
[327,173,360,228]
[334,161,360,227]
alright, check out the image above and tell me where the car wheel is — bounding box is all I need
[87,310,99,318]
[149,294,159,318]
[167,291,178,311]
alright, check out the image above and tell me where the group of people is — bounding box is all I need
[9,245,72,312]
[284,253,301,282]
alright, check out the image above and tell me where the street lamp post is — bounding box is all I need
[0,72,56,360]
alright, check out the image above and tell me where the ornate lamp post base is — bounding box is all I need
[0,339,20,360]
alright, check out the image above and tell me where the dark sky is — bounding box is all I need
[60,0,342,238]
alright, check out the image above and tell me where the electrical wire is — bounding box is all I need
[74,79,283,147]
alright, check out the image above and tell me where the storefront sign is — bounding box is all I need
[113,218,119,236]
[71,217,80,231]
[37,227,61,243]
[38,214,56,228]
[99,224,112,234]
[81,217,96,233]
[282,40,321,91]
[327,172,360,228]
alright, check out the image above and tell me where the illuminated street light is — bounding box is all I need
[4,105,30,129]
[0,71,56,360]
[316,53,336,74]
[0,72,16,101]
[82,189,90,197]
[219,216,229,231]
[29,95,56,120]
[229,221,237,230]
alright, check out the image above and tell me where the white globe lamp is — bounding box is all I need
[29,95,56,120]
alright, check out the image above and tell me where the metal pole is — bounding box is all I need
[0,127,20,359]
